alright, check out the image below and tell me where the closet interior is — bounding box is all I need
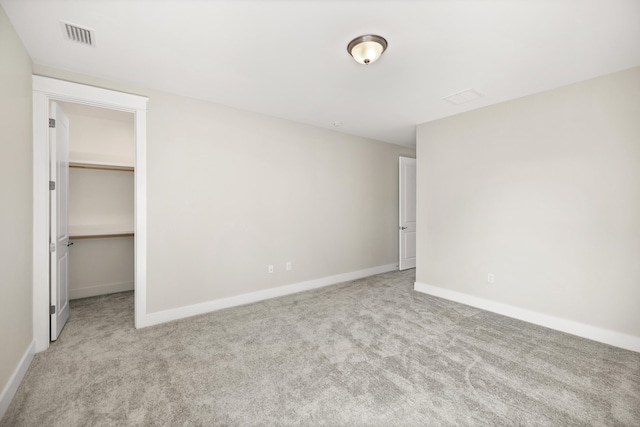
[60,102,135,300]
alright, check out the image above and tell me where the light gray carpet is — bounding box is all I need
[3,270,639,426]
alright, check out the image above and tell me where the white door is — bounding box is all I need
[50,102,70,340]
[399,157,416,270]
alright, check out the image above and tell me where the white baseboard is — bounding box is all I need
[70,281,134,300]
[414,282,640,353]
[0,340,35,419]
[143,264,398,327]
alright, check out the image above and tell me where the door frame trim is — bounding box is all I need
[32,76,148,352]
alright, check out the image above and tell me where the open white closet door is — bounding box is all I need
[50,101,70,340]
[399,157,416,270]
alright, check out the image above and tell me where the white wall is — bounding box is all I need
[416,67,640,341]
[33,65,415,315]
[0,4,33,412]
[68,237,134,299]
[69,168,134,229]
[144,92,413,312]
[60,102,135,167]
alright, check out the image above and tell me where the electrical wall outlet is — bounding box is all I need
[286,262,292,271]
[268,265,274,273]
[487,273,494,283]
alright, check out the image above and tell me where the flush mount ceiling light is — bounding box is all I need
[347,35,387,65]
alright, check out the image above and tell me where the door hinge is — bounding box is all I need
[50,305,56,315]
[49,181,56,190]
[49,118,56,128]
[50,242,56,252]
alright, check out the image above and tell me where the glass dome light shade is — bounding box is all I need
[347,35,387,65]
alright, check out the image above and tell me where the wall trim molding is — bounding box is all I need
[414,282,640,353]
[70,281,135,300]
[144,264,398,327]
[0,340,35,419]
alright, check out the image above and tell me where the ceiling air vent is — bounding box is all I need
[61,22,95,46]
[443,89,483,105]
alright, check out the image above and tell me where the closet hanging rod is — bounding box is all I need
[69,233,134,240]
[69,164,134,172]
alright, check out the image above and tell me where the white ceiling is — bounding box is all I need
[3,0,639,147]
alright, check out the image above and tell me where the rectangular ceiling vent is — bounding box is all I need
[61,22,95,47]
[443,89,483,105]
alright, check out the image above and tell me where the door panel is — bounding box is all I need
[50,101,70,340]
[399,157,416,270]
[404,231,416,259]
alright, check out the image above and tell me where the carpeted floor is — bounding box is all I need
[2,269,640,426]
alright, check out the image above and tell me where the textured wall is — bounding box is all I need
[0,5,33,397]
[416,67,640,337]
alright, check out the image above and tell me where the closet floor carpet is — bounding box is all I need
[2,269,640,426]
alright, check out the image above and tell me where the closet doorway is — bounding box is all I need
[55,101,135,339]
[33,76,148,352]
